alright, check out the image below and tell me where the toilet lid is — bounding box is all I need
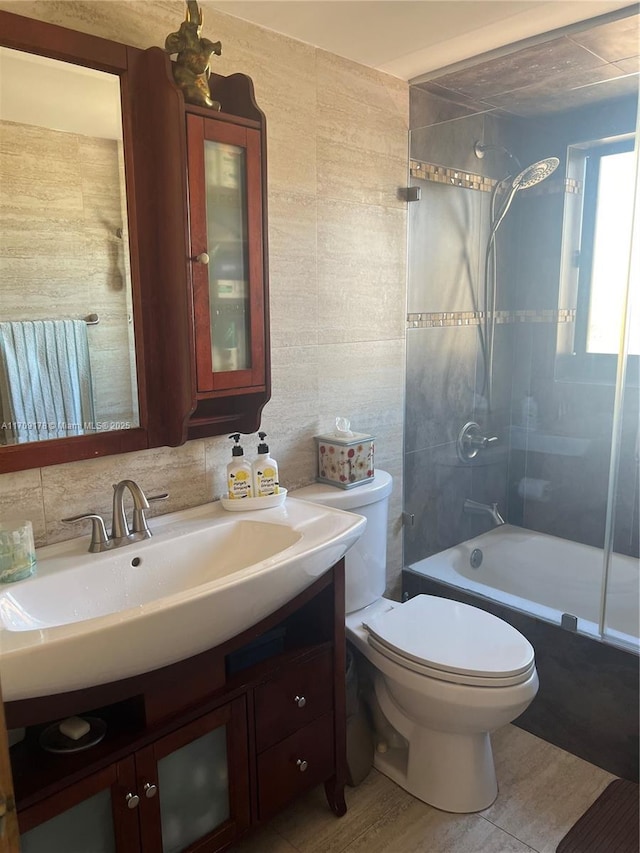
[363,595,534,679]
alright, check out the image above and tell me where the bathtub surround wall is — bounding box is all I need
[0,1,408,594]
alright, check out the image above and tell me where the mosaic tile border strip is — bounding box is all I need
[410,160,496,192]
[410,160,581,196]
[407,309,576,328]
[527,177,582,197]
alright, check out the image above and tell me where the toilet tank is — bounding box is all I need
[292,470,393,613]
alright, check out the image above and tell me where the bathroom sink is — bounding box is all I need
[0,520,301,631]
[0,498,365,701]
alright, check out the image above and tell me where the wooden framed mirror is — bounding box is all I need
[0,10,151,473]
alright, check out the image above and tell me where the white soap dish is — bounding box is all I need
[220,489,287,512]
[40,716,106,754]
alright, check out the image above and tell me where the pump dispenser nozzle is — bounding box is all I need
[257,431,269,454]
[229,433,244,457]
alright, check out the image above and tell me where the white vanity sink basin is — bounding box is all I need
[0,520,301,632]
[0,498,365,701]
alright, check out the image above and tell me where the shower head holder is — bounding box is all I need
[474,141,488,159]
[473,141,522,169]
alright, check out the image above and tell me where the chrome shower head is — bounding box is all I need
[487,156,561,247]
[512,157,560,190]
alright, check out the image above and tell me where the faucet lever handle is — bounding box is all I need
[486,435,499,447]
[62,514,110,553]
[131,493,168,535]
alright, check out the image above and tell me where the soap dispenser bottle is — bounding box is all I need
[252,432,280,497]
[227,434,254,499]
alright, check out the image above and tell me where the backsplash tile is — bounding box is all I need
[41,442,207,545]
[0,469,45,546]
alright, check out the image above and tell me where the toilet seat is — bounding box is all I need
[363,595,535,688]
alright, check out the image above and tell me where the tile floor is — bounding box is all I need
[234,724,616,853]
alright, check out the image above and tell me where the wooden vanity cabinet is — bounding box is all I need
[135,699,250,852]
[17,699,249,853]
[8,563,346,852]
[18,758,141,852]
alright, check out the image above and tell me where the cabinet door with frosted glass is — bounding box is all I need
[136,698,250,853]
[187,113,266,397]
[18,758,140,853]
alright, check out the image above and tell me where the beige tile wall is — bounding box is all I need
[0,0,408,593]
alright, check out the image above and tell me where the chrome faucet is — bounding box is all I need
[63,480,168,553]
[463,498,505,527]
[112,479,155,543]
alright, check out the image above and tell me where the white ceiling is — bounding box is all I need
[210,0,635,80]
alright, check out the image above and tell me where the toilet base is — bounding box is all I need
[374,675,499,813]
[373,730,498,813]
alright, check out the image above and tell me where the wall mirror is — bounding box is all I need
[0,10,150,472]
[0,47,139,445]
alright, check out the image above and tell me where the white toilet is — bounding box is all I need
[294,470,538,813]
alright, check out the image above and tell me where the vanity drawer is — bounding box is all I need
[254,649,333,751]
[257,713,334,820]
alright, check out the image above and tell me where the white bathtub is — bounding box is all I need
[408,525,639,652]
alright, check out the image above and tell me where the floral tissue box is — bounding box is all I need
[315,432,375,489]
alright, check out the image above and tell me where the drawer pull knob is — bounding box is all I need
[125,793,140,809]
[294,695,306,708]
[296,759,308,772]
[143,782,158,799]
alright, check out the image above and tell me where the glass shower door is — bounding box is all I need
[601,130,640,653]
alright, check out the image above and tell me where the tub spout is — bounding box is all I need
[464,498,505,527]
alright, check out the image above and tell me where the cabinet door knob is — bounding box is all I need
[296,759,308,772]
[143,782,158,799]
[192,252,210,265]
[294,695,306,708]
[125,792,140,809]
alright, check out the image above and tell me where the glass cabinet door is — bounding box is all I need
[187,114,266,395]
[136,698,249,853]
[157,726,229,852]
[19,759,140,853]
[204,139,250,375]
